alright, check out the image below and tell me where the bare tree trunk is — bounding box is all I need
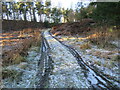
[29,8,32,21]
[33,8,36,22]
[13,12,16,20]
[24,9,27,21]
[6,12,9,20]
[39,14,42,22]
[64,16,65,23]
[2,13,4,20]
[19,11,22,20]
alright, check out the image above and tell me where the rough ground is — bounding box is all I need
[1,28,42,88]
[1,28,41,66]
[2,20,44,32]
[51,19,94,36]
[2,29,120,88]
[50,21,120,88]
[1,19,120,88]
[2,46,41,88]
[43,30,120,88]
[44,30,90,88]
[55,34,120,87]
[50,21,120,86]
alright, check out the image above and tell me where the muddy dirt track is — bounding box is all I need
[37,29,120,89]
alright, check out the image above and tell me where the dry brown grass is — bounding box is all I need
[2,68,22,79]
[87,26,120,49]
[2,28,41,66]
[80,42,91,50]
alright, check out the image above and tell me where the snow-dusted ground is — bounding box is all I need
[43,30,91,88]
[2,29,119,88]
[55,35,120,87]
[2,46,41,88]
[43,30,120,88]
[44,31,90,88]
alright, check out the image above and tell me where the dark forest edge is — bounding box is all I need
[2,1,120,28]
[2,19,62,33]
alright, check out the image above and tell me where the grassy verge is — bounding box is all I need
[2,28,41,66]
[2,28,42,81]
[87,26,120,50]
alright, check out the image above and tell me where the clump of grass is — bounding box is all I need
[75,39,79,42]
[80,42,91,50]
[92,51,101,57]
[2,68,22,80]
[3,53,26,66]
[2,29,41,66]
[103,61,109,67]
[108,61,116,69]
[111,55,120,61]
[88,26,120,50]
[12,53,26,64]
[103,63,107,67]
[17,62,28,69]
[97,42,117,49]
[29,46,40,52]
[94,61,101,66]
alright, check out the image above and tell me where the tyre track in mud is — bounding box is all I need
[37,29,119,89]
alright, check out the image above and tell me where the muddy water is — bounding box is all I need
[43,30,119,89]
[2,46,41,88]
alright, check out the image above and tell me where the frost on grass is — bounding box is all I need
[55,35,120,87]
[2,46,41,88]
[44,30,91,88]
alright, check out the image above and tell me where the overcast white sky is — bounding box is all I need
[14,0,91,9]
[43,0,91,9]
[50,0,80,9]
